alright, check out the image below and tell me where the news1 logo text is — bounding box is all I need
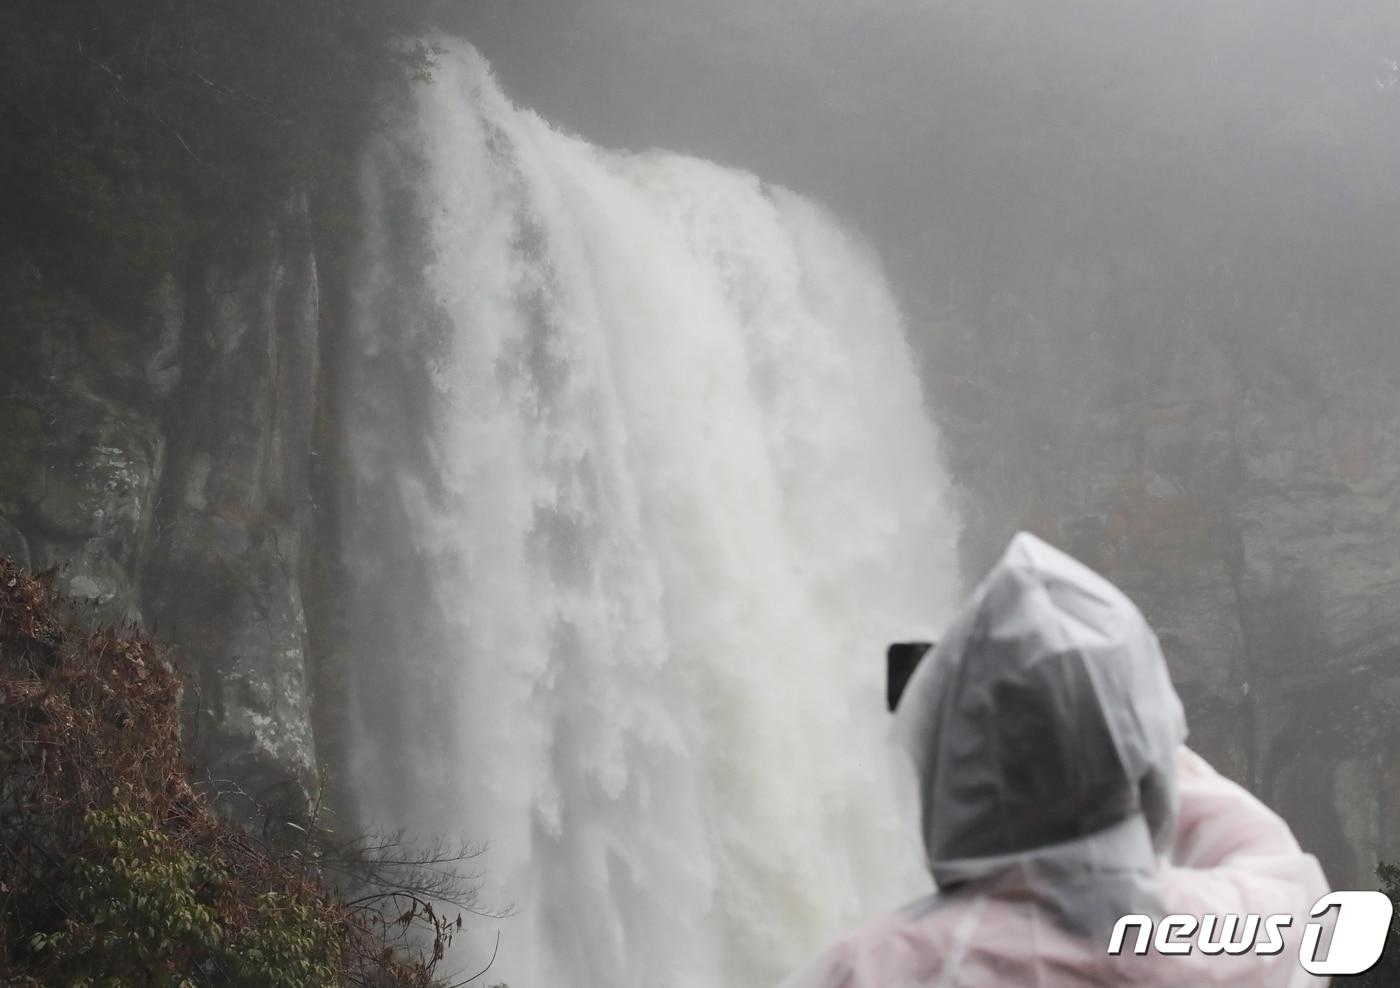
[1108,891,1394,975]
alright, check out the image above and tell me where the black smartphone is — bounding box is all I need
[886,641,934,711]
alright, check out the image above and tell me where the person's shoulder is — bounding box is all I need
[775,891,1118,988]
[774,896,947,988]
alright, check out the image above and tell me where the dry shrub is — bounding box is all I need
[0,556,474,986]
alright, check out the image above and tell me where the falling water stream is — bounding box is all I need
[339,43,960,988]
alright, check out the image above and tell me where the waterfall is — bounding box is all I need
[339,42,961,988]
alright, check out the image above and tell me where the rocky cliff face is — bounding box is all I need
[0,206,322,820]
[923,263,1400,890]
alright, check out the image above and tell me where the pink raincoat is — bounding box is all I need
[778,533,1330,987]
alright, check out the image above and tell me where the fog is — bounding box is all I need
[453,1,1399,310]
[3,2,1399,982]
[442,0,1400,892]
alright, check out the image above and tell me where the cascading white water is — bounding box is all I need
[340,43,961,988]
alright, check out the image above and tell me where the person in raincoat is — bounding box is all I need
[779,532,1331,987]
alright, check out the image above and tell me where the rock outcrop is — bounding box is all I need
[0,206,322,820]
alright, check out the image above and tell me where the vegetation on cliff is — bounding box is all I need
[0,556,497,986]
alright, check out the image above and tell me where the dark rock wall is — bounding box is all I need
[0,205,322,818]
[922,263,1400,890]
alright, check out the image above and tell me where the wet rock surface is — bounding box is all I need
[144,227,322,821]
[0,210,321,822]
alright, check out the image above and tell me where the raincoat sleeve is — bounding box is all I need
[1176,744,1316,862]
[1169,747,1319,870]
[1160,747,1332,988]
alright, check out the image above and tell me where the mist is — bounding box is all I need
[448,0,1400,892]
[4,0,1400,982]
[455,1,1399,297]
